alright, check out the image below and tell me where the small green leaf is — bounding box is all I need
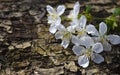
[113,7,120,16]
[78,14,82,19]
[85,13,93,22]
[105,15,118,31]
[113,22,118,29]
[86,5,92,13]
[81,12,93,22]
[105,16,115,30]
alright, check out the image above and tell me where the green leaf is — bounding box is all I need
[113,7,120,16]
[85,13,93,22]
[105,16,115,30]
[105,15,118,31]
[112,22,118,29]
[86,5,92,13]
[80,12,93,22]
[78,14,82,19]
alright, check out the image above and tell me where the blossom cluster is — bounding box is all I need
[46,2,120,68]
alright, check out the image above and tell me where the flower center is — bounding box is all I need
[63,31,72,40]
[77,29,86,36]
[85,49,93,58]
[51,14,58,20]
[100,35,106,43]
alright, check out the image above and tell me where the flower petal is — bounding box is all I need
[57,24,65,31]
[91,53,104,64]
[86,24,99,36]
[46,5,55,15]
[68,10,74,19]
[73,1,80,17]
[92,43,103,53]
[49,24,57,34]
[80,36,94,48]
[67,25,75,33]
[107,35,120,45]
[55,31,63,39]
[48,16,55,24]
[79,15,87,28]
[70,19,79,26]
[71,35,81,45]
[57,5,65,16]
[92,37,100,42]
[99,22,107,36]
[78,55,89,68]
[55,17,61,25]
[72,45,85,56]
[102,40,112,51]
[61,40,70,49]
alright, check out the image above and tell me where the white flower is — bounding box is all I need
[55,25,75,49]
[46,5,65,33]
[72,36,104,68]
[75,15,87,36]
[66,15,88,38]
[68,1,80,20]
[86,22,120,51]
[68,2,80,33]
[71,15,91,37]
